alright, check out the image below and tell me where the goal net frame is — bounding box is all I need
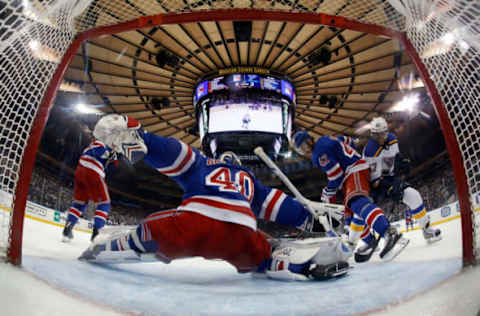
[1,6,476,266]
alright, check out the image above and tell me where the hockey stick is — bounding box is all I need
[254,147,343,236]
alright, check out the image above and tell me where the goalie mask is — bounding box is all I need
[219,151,242,166]
[93,114,148,163]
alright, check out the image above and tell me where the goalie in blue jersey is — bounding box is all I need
[79,114,352,281]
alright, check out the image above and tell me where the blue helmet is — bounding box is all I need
[292,130,313,153]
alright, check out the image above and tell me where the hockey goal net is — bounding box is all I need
[0,0,478,266]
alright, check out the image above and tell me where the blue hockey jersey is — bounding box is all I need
[141,132,309,231]
[78,141,116,178]
[312,136,368,192]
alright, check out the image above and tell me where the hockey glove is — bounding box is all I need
[386,178,406,202]
[321,187,337,204]
[394,153,411,176]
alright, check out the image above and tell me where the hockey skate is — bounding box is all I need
[423,221,442,244]
[379,227,409,262]
[354,237,379,263]
[61,221,74,243]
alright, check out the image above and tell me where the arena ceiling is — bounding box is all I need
[61,4,427,149]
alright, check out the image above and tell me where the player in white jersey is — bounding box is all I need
[363,117,441,243]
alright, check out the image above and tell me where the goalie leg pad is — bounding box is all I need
[78,224,159,263]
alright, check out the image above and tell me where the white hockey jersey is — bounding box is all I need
[362,132,399,187]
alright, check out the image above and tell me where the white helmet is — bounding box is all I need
[93,114,147,163]
[370,117,388,134]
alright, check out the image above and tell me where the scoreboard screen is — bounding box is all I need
[193,73,295,105]
[209,103,283,134]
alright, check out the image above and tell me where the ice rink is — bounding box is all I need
[1,215,480,316]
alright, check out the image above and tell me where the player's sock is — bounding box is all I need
[62,202,86,242]
[93,202,110,230]
[351,196,389,237]
[91,203,110,241]
[66,201,86,227]
[348,214,365,243]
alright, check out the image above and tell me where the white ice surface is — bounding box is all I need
[1,216,480,316]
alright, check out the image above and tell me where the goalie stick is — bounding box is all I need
[254,147,343,236]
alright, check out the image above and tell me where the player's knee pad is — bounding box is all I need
[402,187,423,210]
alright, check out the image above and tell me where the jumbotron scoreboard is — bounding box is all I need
[193,72,296,162]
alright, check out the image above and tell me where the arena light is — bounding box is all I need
[422,28,473,58]
[391,93,420,113]
[76,103,102,114]
[59,80,83,93]
[29,40,61,63]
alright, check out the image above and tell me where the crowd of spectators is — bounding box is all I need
[380,163,458,222]
[28,164,148,226]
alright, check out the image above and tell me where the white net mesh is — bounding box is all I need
[400,0,480,261]
[0,0,78,258]
[0,0,478,263]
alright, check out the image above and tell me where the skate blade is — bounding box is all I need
[426,235,442,244]
[329,266,352,278]
[381,238,409,262]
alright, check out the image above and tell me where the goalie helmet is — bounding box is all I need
[93,114,147,163]
[219,151,242,166]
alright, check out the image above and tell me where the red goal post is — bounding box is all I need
[0,1,477,266]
